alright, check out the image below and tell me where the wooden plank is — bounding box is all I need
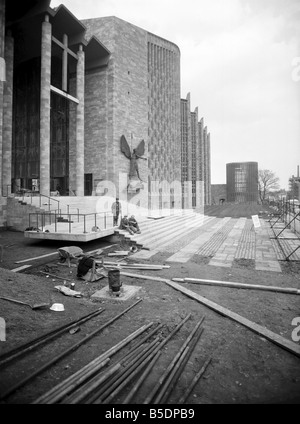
[121,272,300,358]
[15,252,58,264]
[172,278,300,295]
[11,265,32,273]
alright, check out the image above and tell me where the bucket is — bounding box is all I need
[108,269,122,292]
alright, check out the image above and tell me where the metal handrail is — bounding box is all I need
[27,212,113,234]
[14,189,60,215]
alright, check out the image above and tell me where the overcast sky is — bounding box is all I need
[51,0,300,190]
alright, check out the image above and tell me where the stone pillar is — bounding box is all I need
[2,31,13,196]
[75,45,85,196]
[0,0,5,196]
[207,133,211,205]
[40,15,52,196]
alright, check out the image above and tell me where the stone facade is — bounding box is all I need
[82,17,181,215]
[0,3,212,227]
[181,94,211,207]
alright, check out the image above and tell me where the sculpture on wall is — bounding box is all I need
[120,135,147,192]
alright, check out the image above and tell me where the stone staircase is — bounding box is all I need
[115,210,213,252]
[11,195,115,242]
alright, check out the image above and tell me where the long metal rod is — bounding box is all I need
[177,357,212,404]
[159,327,204,404]
[1,299,142,401]
[0,308,104,368]
[33,321,153,405]
[85,314,191,405]
[172,277,300,295]
[122,350,162,404]
[90,339,160,404]
[143,317,205,404]
[64,362,121,404]
[101,344,161,404]
[64,324,163,404]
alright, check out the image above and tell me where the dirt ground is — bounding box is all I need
[0,207,300,405]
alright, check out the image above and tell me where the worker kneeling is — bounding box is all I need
[128,215,141,234]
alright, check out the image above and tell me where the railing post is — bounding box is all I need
[55,211,57,233]
[104,212,107,229]
[69,214,72,234]
[77,209,79,223]
[84,215,87,233]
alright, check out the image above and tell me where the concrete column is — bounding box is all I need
[76,45,85,197]
[207,133,211,205]
[2,32,13,196]
[62,34,68,92]
[40,15,52,196]
[0,0,5,196]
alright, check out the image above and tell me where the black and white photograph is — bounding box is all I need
[0,0,299,407]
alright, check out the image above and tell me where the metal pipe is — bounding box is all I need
[98,340,160,404]
[122,351,162,404]
[155,346,190,404]
[65,323,163,404]
[88,315,191,405]
[177,357,212,404]
[65,362,121,404]
[143,316,204,404]
[0,308,104,368]
[88,338,160,404]
[2,299,143,401]
[44,358,111,405]
[33,317,151,404]
[158,327,204,404]
[46,324,155,405]
[101,345,161,405]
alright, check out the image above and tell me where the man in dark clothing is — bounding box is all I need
[120,215,136,235]
[112,198,122,226]
[128,215,141,234]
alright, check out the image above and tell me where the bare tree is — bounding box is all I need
[258,169,280,204]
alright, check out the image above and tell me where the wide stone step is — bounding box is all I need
[134,215,212,249]
[132,213,206,243]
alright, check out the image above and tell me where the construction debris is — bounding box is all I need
[0,296,49,310]
[108,251,130,257]
[120,272,300,358]
[172,277,300,295]
[55,286,83,298]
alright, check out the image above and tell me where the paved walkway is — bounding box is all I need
[131,214,300,272]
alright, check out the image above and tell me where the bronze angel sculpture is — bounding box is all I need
[120,135,147,182]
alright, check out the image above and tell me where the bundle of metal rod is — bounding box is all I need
[143,317,205,404]
[122,351,162,404]
[157,327,204,404]
[61,340,155,404]
[177,357,212,404]
[33,319,152,404]
[1,300,143,402]
[83,314,192,405]
[87,339,161,404]
[0,308,104,368]
[101,341,162,404]
[60,323,163,404]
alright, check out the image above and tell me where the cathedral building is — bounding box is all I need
[0,0,211,228]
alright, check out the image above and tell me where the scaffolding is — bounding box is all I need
[269,200,300,261]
